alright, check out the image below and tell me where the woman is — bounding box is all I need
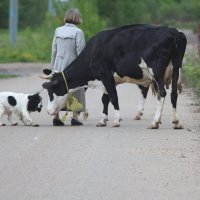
[51,8,86,126]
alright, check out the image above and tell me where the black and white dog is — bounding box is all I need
[0,92,42,126]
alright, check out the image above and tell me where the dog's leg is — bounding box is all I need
[7,112,18,126]
[0,107,6,126]
[21,111,33,126]
[21,111,39,127]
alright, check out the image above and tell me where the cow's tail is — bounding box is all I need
[172,32,187,93]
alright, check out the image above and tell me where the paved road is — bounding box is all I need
[0,64,200,200]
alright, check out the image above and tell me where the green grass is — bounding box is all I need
[0,74,18,79]
[0,28,52,63]
[183,52,200,98]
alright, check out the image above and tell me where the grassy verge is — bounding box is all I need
[183,51,200,98]
[0,74,18,79]
[0,28,52,63]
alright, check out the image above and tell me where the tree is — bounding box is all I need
[18,0,48,28]
[0,1,9,28]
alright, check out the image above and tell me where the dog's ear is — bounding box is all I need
[28,95,33,100]
[28,93,41,101]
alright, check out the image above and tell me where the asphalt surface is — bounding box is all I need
[0,63,200,200]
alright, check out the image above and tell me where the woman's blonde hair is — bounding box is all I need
[64,8,82,25]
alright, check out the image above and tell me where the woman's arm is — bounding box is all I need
[51,30,57,68]
[75,29,86,56]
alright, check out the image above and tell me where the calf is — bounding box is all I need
[0,92,42,126]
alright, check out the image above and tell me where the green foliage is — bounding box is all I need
[1,0,200,63]
[18,0,48,28]
[50,0,107,39]
[97,0,200,27]
[73,0,107,39]
[0,24,52,62]
[0,1,9,28]
[1,0,200,30]
[183,52,200,97]
[0,0,107,63]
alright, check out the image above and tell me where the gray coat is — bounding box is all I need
[51,23,86,112]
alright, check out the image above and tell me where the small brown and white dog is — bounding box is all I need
[0,92,42,126]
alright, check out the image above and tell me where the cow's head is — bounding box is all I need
[42,69,69,115]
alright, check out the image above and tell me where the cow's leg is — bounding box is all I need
[96,93,109,127]
[171,68,183,129]
[134,85,149,120]
[101,72,121,127]
[150,79,166,129]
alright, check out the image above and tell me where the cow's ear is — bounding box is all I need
[42,82,52,89]
[42,80,58,89]
[43,69,52,75]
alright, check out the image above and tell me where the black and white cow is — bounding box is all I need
[42,24,187,129]
[0,92,42,126]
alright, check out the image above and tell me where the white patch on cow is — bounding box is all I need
[47,93,68,115]
[99,113,108,124]
[88,80,107,94]
[46,86,86,116]
[139,58,147,69]
[151,97,165,128]
[114,57,154,87]
[113,110,120,127]
[172,107,179,122]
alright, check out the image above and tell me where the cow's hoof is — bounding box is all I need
[149,122,159,129]
[96,122,107,127]
[173,121,184,129]
[134,112,143,120]
[173,125,184,129]
[12,123,18,126]
[134,114,142,120]
[0,123,6,126]
[113,123,120,127]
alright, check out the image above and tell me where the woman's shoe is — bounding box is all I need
[71,118,83,126]
[53,118,64,126]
